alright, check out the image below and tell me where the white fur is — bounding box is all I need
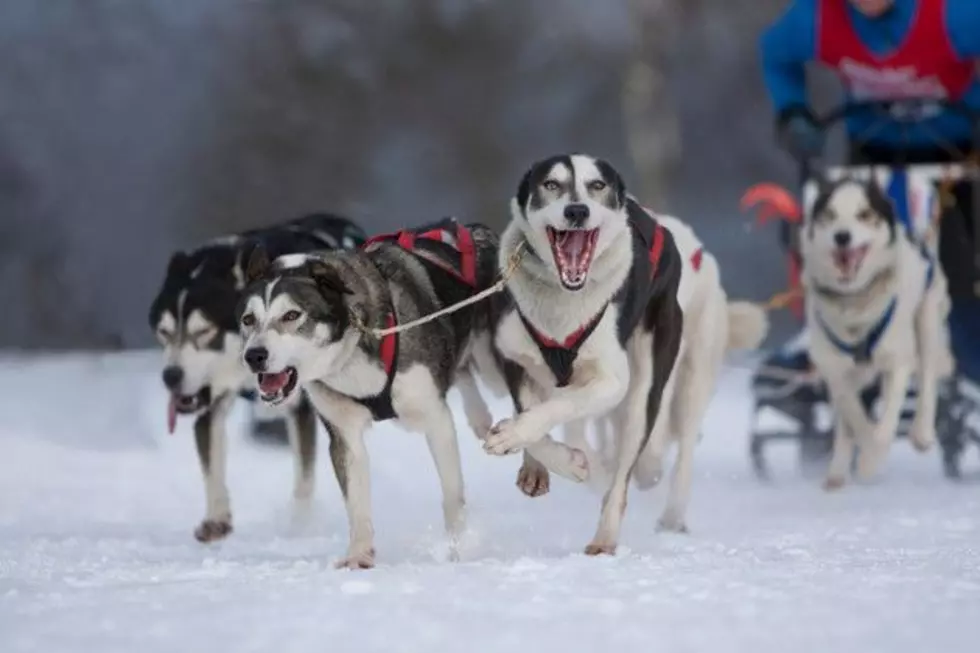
[801,181,954,488]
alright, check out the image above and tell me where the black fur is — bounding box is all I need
[149,212,367,339]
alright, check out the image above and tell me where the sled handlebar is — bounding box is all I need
[814,98,980,131]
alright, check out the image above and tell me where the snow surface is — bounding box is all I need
[1,351,978,653]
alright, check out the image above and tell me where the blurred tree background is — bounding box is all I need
[0,0,840,349]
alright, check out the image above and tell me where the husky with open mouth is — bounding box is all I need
[236,218,537,569]
[148,212,366,542]
[800,174,953,488]
[482,153,686,556]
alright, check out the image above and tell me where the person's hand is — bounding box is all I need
[776,107,825,162]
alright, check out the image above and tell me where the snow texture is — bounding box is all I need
[1,352,978,653]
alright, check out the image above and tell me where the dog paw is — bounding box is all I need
[656,514,689,534]
[823,475,846,491]
[194,519,233,543]
[516,461,550,497]
[334,547,376,570]
[483,418,530,456]
[583,541,617,556]
[909,423,936,453]
[856,447,883,480]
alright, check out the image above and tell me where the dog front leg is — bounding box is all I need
[494,368,590,488]
[909,310,941,453]
[421,401,467,558]
[483,357,629,456]
[858,365,913,479]
[456,365,494,440]
[192,395,234,542]
[588,303,683,555]
[823,381,859,490]
[287,393,317,502]
[307,383,375,570]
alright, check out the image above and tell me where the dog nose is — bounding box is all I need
[244,347,269,372]
[563,203,590,226]
[833,230,852,247]
[162,366,184,390]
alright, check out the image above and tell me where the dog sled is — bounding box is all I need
[742,99,980,480]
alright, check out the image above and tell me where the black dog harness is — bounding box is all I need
[519,208,667,387]
[352,218,479,420]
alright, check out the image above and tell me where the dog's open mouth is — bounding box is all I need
[832,244,870,280]
[166,387,212,434]
[546,227,600,290]
[257,367,298,405]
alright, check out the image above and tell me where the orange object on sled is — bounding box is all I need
[740,183,802,225]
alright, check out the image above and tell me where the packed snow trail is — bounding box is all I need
[0,352,978,653]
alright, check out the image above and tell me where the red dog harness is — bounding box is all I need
[357,218,478,419]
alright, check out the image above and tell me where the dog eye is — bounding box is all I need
[282,310,302,322]
[156,328,172,343]
[241,313,256,328]
[587,180,607,192]
[190,327,216,344]
[857,209,874,221]
[542,179,560,192]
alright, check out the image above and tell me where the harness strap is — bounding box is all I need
[352,312,398,421]
[365,218,478,287]
[518,306,608,387]
[690,247,703,272]
[816,297,898,363]
[648,223,665,279]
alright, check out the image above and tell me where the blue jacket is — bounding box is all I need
[760,0,980,148]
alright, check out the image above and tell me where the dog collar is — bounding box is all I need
[816,296,898,363]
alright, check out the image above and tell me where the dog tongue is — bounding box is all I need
[259,371,290,394]
[559,231,591,275]
[167,397,177,435]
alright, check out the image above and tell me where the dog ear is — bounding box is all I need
[166,251,192,278]
[809,167,833,196]
[308,261,353,297]
[245,245,271,284]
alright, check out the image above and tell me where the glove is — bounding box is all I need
[776,106,825,162]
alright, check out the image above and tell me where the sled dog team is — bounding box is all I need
[150,153,948,568]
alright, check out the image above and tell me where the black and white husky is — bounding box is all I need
[800,175,953,488]
[148,213,366,542]
[482,153,687,555]
[236,218,522,569]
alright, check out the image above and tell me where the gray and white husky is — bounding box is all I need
[799,174,953,488]
[482,153,686,556]
[148,212,366,542]
[235,219,512,569]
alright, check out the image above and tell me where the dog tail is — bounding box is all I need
[726,301,769,351]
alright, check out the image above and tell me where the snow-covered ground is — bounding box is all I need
[1,351,978,653]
